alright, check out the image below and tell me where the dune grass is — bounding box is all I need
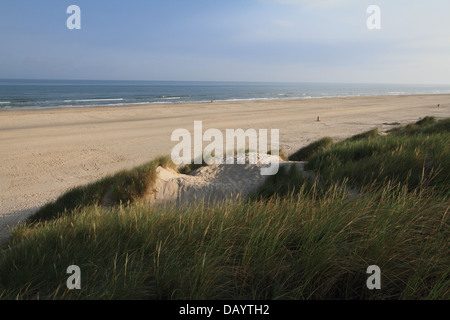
[1,181,448,300]
[27,156,175,224]
[348,128,380,141]
[288,137,334,161]
[388,116,450,135]
[0,117,448,300]
[306,117,450,193]
[250,164,319,200]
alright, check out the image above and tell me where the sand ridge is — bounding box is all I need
[149,153,302,206]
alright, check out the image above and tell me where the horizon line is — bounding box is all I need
[1,78,450,87]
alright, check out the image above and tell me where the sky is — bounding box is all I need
[0,0,449,84]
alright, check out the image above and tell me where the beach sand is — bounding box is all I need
[1,94,449,244]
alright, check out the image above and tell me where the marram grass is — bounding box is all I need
[306,117,450,193]
[0,183,448,300]
[0,117,449,300]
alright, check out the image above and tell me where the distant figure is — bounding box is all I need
[437,104,440,108]
[316,116,321,122]
[211,99,214,103]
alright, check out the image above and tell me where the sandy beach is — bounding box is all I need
[0,94,449,243]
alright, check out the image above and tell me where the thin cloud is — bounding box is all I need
[271,19,295,28]
[260,0,357,8]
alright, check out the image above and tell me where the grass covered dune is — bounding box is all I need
[0,117,449,300]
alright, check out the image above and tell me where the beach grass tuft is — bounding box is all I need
[306,117,450,193]
[27,156,176,225]
[288,137,334,161]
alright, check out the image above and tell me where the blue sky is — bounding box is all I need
[0,0,449,84]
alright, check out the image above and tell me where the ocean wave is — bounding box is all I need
[63,98,124,103]
[158,95,190,99]
[388,92,408,95]
[161,97,181,100]
[214,97,272,103]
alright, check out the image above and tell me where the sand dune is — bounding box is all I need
[148,154,306,206]
[1,95,449,245]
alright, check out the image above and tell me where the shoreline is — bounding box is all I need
[1,94,449,245]
[1,93,450,113]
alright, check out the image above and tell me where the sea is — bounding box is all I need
[1,79,450,110]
